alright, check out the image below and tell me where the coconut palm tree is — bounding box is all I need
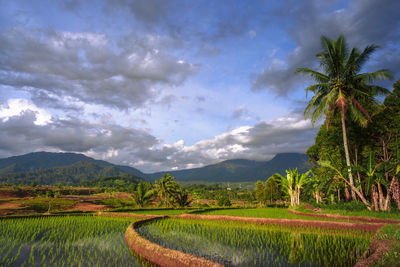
[296,34,392,200]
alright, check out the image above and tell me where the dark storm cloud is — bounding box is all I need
[252,0,400,96]
[105,0,269,42]
[0,28,197,110]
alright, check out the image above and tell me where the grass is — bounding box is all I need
[0,215,142,266]
[199,208,364,222]
[375,223,400,266]
[318,208,400,220]
[137,217,373,267]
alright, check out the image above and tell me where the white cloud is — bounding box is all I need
[0,98,52,125]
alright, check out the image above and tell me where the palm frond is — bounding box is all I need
[355,45,380,69]
[295,68,329,83]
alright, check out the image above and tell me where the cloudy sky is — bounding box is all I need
[0,0,399,173]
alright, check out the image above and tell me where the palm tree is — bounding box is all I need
[296,35,392,200]
[154,174,179,207]
[132,182,154,208]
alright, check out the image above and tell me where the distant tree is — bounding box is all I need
[174,188,192,208]
[132,182,154,208]
[264,177,281,203]
[154,174,179,207]
[254,180,265,205]
[217,194,232,207]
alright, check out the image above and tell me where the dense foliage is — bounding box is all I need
[301,35,399,211]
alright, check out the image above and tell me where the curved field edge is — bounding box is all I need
[124,214,390,267]
[124,217,223,267]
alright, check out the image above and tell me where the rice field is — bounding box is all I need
[137,218,374,267]
[199,208,361,222]
[0,215,143,267]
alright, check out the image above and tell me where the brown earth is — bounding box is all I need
[66,202,107,212]
[174,214,385,231]
[0,202,24,209]
[288,209,400,224]
[97,212,163,220]
[354,239,393,267]
[124,217,224,267]
[0,202,25,215]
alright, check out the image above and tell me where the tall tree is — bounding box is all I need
[296,35,392,200]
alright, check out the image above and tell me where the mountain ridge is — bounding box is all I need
[0,152,310,184]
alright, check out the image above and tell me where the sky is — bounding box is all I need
[0,0,399,173]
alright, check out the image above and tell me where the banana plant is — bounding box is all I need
[273,168,311,208]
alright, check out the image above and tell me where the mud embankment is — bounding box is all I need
[124,216,224,267]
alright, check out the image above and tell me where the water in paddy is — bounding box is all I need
[136,218,372,267]
[0,216,143,267]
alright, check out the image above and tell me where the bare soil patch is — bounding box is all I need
[354,239,393,267]
[175,214,384,231]
[0,202,24,209]
[66,202,107,212]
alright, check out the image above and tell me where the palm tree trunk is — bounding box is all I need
[340,108,357,200]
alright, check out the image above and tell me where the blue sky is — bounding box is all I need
[0,0,399,172]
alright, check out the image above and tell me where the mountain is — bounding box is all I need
[0,152,145,185]
[148,153,311,182]
[0,151,145,177]
[0,152,311,185]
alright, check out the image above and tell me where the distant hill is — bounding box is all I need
[0,152,145,185]
[148,153,311,182]
[0,152,311,185]
[0,152,145,177]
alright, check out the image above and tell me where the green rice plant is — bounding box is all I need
[200,207,363,222]
[137,218,373,267]
[0,215,143,266]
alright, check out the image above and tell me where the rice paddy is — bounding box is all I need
[199,208,360,222]
[0,215,143,267]
[137,218,374,267]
